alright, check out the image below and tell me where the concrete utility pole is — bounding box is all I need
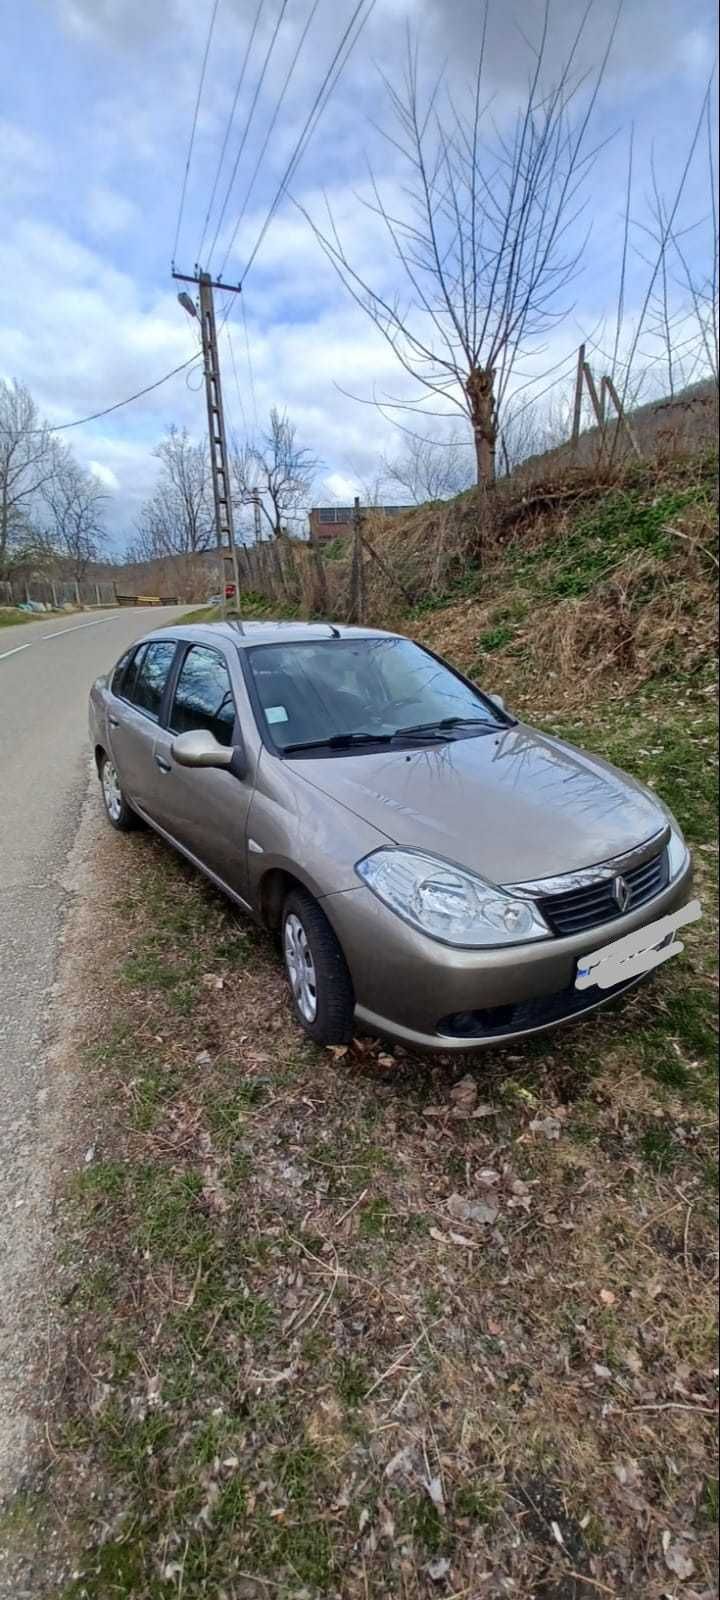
[173,268,242,614]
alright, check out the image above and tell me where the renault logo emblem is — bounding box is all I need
[613,875,631,913]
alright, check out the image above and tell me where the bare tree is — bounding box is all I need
[0,379,55,570]
[43,444,107,580]
[301,12,617,486]
[668,101,719,388]
[232,408,320,539]
[383,430,474,503]
[134,426,214,561]
[603,79,716,425]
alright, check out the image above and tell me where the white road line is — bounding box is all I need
[0,642,33,661]
[1,609,177,664]
[40,617,121,641]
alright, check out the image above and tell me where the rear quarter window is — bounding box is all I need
[129,641,177,721]
[118,645,147,704]
[111,648,136,698]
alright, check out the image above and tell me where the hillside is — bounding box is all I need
[196,451,718,717]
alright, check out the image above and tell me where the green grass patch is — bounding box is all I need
[639,1124,677,1173]
[176,588,303,627]
[506,480,715,602]
[409,565,481,616]
[476,622,514,652]
[453,1481,502,1525]
[0,607,48,627]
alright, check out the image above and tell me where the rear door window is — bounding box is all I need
[128,641,177,722]
[169,645,236,747]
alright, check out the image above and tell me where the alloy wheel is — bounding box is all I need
[102,759,123,823]
[283,913,318,1023]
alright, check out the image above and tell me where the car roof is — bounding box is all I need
[141,619,398,649]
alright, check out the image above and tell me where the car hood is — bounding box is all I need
[294,724,667,883]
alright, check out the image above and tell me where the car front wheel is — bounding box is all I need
[281,889,355,1046]
[99,752,138,832]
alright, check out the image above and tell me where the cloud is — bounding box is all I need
[86,186,140,239]
[88,460,120,490]
[53,0,189,47]
[0,120,51,201]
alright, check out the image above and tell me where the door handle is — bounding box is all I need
[155,754,172,773]
[108,714,120,728]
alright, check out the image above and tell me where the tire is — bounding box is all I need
[99,751,139,832]
[281,888,355,1046]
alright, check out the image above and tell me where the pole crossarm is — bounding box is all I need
[172,269,243,293]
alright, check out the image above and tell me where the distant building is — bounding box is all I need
[308,505,412,545]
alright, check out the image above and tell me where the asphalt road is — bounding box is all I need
[0,605,184,1496]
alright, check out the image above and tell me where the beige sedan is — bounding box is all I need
[89,620,694,1052]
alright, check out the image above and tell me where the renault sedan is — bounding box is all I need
[89,621,695,1052]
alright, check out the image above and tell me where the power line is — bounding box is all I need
[172,0,223,265]
[241,297,260,430]
[196,0,266,268]
[225,327,249,434]
[206,0,290,269]
[236,0,376,290]
[17,356,203,435]
[215,0,323,281]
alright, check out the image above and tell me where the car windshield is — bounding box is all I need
[247,637,503,753]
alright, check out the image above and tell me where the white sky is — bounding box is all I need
[0,0,716,548]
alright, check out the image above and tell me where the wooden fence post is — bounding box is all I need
[350,498,365,624]
[603,375,643,460]
[571,343,586,451]
[359,532,414,606]
[311,545,329,613]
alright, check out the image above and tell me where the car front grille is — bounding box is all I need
[538,846,669,937]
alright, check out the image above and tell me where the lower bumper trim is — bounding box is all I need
[355,971,648,1053]
[437,969,646,1040]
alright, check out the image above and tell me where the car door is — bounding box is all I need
[151,642,252,900]
[107,639,179,814]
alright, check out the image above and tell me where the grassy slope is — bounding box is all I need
[5,464,717,1599]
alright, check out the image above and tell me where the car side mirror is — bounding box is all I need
[488,692,506,712]
[171,729,243,774]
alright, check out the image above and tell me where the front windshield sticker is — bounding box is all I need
[266,705,289,724]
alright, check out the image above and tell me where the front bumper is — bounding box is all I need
[322,854,694,1052]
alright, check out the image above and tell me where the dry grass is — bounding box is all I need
[4,669,716,1600]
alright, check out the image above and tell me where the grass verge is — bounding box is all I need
[0,607,50,627]
[10,665,718,1598]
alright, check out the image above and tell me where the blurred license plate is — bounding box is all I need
[575,899,701,991]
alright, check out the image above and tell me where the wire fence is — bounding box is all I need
[0,578,118,610]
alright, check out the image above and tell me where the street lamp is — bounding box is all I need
[177,291,197,319]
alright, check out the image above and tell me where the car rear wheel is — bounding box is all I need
[100,752,138,832]
[281,889,355,1045]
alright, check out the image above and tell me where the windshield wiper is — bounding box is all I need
[283,725,451,754]
[395,716,498,736]
[283,732,394,753]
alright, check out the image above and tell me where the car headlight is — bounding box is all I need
[355,849,551,947]
[667,824,689,880]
